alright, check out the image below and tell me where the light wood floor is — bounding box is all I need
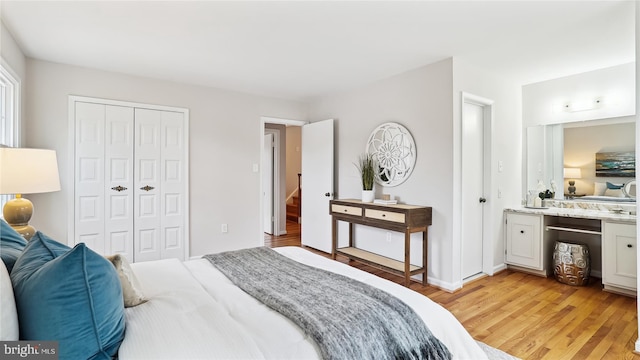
[265,221,640,359]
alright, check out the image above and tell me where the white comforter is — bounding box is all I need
[119,247,486,359]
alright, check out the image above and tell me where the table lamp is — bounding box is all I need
[563,167,582,196]
[0,147,61,240]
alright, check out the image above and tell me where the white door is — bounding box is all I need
[263,133,274,235]
[134,108,186,262]
[462,101,485,279]
[75,102,134,261]
[105,105,134,260]
[73,96,188,263]
[301,119,334,253]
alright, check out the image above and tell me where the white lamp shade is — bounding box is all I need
[0,148,61,194]
[563,167,582,179]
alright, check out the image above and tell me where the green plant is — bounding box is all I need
[355,153,375,190]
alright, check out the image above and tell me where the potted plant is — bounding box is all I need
[356,153,375,202]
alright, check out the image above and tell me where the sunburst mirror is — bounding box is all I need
[366,122,416,187]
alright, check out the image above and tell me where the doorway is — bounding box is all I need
[261,117,306,242]
[461,92,493,281]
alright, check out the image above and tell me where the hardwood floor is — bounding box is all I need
[265,221,640,359]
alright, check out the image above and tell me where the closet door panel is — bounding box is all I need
[105,105,134,261]
[134,108,162,262]
[75,102,106,254]
[161,111,185,259]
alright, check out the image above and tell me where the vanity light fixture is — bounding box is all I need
[562,97,605,113]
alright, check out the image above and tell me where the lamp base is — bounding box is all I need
[3,196,36,240]
[568,180,577,195]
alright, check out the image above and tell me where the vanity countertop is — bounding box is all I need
[505,207,636,224]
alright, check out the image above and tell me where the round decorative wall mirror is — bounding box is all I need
[366,122,416,187]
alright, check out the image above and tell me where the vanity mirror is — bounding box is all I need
[526,116,636,202]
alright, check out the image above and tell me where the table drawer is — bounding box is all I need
[365,209,405,223]
[332,204,362,216]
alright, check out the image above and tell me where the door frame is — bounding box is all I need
[259,117,307,244]
[263,130,279,236]
[68,95,190,260]
[459,92,494,283]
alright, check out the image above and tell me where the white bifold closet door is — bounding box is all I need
[74,100,187,262]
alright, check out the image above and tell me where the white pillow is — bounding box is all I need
[0,260,19,340]
[605,188,626,198]
[593,182,607,196]
[106,254,148,307]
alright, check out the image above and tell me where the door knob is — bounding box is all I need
[325,192,331,197]
[479,197,487,203]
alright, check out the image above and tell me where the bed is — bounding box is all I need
[2,221,500,360]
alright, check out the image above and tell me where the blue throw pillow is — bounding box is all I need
[606,182,624,190]
[10,231,70,284]
[0,219,27,273]
[11,234,125,359]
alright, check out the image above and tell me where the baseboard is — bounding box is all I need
[189,255,203,260]
[427,276,462,293]
[493,263,507,274]
[635,338,640,353]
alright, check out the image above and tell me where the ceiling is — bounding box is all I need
[0,1,635,101]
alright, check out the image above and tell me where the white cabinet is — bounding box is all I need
[71,97,189,262]
[602,221,637,293]
[505,212,544,271]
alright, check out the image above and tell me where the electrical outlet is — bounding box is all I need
[221,224,228,233]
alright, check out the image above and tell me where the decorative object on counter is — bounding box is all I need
[563,167,582,195]
[623,180,636,199]
[533,197,542,208]
[355,153,375,203]
[366,122,416,187]
[553,241,590,286]
[595,151,635,177]
[550,180,557,197]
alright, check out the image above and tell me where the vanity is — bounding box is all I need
[504,203,636,296]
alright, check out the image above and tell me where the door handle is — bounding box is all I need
[325,192,331,197]
[479,197,487,203]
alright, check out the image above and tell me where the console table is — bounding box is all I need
[330,199,432,287]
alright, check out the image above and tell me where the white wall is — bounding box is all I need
[24,59,307,257]
[308,59,457,288]
[523,63,635,127]
[285,126,302,200]
[452,58,522,282]
[1,21,26,144]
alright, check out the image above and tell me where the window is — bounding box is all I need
[0,59,21,213]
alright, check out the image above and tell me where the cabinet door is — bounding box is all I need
[603,222,637,290]
[505,213,542,270]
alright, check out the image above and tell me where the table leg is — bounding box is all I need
[422,229,428,286]
[348,223,354,248]
[331,217,337,260]
[405,230,410,287]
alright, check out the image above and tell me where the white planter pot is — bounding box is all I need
[361,190,374,203]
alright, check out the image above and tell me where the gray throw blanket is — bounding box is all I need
[204,247,451,360]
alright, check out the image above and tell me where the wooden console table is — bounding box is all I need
[330,199,432,287]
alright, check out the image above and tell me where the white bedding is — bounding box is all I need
[119,247,486,359]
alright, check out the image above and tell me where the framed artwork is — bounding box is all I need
[595,151,635,177]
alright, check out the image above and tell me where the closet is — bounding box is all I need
[70,96,189,262]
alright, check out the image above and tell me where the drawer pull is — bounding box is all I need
[520,230,524,234]
[628,244,633,248]
[344,209,348,213]
[382,214,386,217]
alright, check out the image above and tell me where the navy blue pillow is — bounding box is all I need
[11,233,125,359]
[606,182,624,190]
[0,219,27,273]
